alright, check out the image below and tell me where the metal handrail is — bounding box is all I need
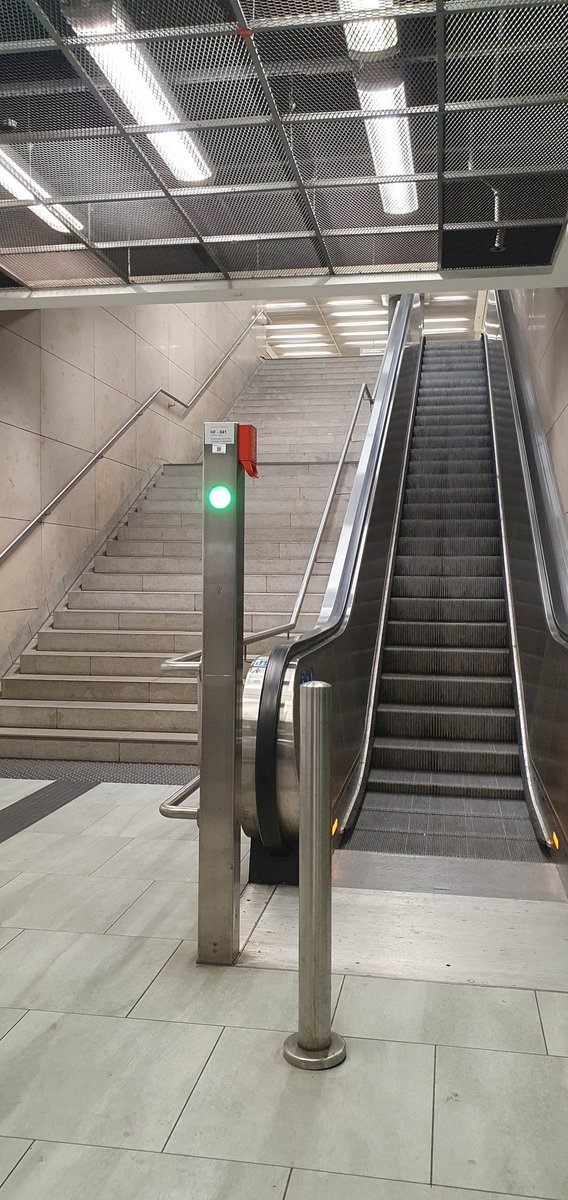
[160,377,375,818]
[0,308,266,568]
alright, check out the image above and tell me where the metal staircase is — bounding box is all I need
[345,340,544,861]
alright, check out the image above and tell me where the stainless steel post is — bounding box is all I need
[284,681,346,1070]
[198,422,244,965]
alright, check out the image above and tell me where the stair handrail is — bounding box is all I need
[0,308,266,569]
[160,375,377,820]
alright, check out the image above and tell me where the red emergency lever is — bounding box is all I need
[238,423,259,479]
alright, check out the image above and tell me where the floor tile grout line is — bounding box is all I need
[331,974,346,1023]
[160,1025,225,1154]
[0,1008,29,1045]
[102,879,156,934]
[124,939,183,1017]
[534,990,550,1055]
[0,1138,35,1191]
[85,836,139,877]
[429,1043,437,1185]
[281,1166,294,1199]
[237,884,277,958]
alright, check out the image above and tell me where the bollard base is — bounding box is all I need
[283,1032,346,1071]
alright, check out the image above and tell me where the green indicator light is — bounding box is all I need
[208,484,233,511]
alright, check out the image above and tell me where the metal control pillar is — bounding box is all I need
[198,421,257,965]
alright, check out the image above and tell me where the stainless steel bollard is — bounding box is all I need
[284,681,346,1070]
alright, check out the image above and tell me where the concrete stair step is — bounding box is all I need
[53,608,204,632]
[68,590,200,611]
[0,698,198,734]
[19,650,187,678]
[0,728,198,764]
[1,673,197,703]
[36,629,200,653]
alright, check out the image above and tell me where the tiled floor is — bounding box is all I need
[0,778,566,1199]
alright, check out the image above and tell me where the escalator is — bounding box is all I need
[344,338,542,862]
[241,292,568,884]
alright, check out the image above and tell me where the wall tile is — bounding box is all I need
[0,328,41,434]
[94,309,135,399]
[0,607,35,662]
[194,330,218,384]
[41,352,95,453]
[136,407,171,468]
[41,307,95,375]
[0,310,41,345]
[168,307,196,378]
[168,360,199,408]
[537,309,568,434]
[94,382,137,469]
[41,523,94,597]
[41,439,95,531]
[0,520,41,611]
[167,423,201,464]
[135,303,169,355]
[102,304,136,331]
[0,424,41,521]
[547,404,568,516]
[135,338,169,405]
[94,457,140,530]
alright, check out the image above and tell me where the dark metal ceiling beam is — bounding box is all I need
[21,0,230,281]
[227,0,334,275]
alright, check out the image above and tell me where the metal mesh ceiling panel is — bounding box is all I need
[0,0,565,289]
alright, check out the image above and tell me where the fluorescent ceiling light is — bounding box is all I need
[68,11,210,183]
[268,331,323,340]
[275,342,332,349]
[338,0,398,58]
[329,309,384,318]
[426,327,470,334]
[264,302,308,310]
[282,350,333,357]
[267,322,319,330]
[359,83,418,215]
[334,319,389,327]
[360,348,385,355]
[0,149,83,234]
[424,316,472,324]
[431,294,473,302]
[325,298,376,307]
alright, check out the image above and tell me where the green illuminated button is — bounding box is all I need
[207,484,233,511]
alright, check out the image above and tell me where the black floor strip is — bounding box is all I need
[0,779,98,844]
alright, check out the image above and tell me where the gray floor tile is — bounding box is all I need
[81,804,199,842]
[0,929,179,1017]
[0,830,129,878]
[0,1138,31,1188]
[166,1026,434,1181]
[433,1044,568,1198]
[0,874,19,892]
[0,781,52,811]
[32,798,118,835]
[0,872,150,934]
[91,837,199,882]
[0,1141,289,1200]
[287,1171,547,1199]
[108,880,199,939]
[536,991,568,1056]
[335,976,546,1053]
[131,948,342,1030]
[0,1010,26,1041]
[0,928,22,951]
[84,783,182,807]
[0,1010,221,1150]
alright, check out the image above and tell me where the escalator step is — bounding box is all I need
[395,555,502,577]
[376,702,516,741]
[385,620,507,648]
[391,574,504,598]
[399,519,499,538]
[383,645,510,675]
[380,672,513,707]
[372,736,521,774]
[397,536,500,556]
[367,767,525,799]
[402,502,497,520]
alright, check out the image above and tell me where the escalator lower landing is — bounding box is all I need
[343,340,546,863]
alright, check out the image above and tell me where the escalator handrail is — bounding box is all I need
[496,291,568,646]
[254,293,417,854]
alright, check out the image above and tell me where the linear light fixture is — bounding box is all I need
[426,327,471,335]
[359,84,418,215]
[344,339,387,345]
[67,8,210,183]
[266,322,319,330]
[338,0,398,59]
[264,302,309,310]
[424,316,472,324]
[0,149,83,234]
[325,298,376,307]
[282,350,334,357]
[275,342,333,349]
[328,309,384,318]
[431,294,473,302]
[334,318,389,327]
